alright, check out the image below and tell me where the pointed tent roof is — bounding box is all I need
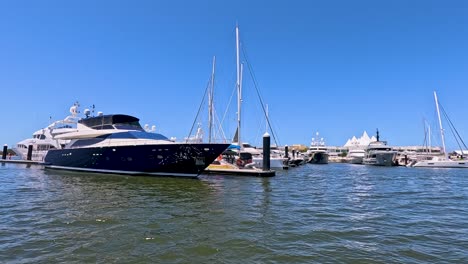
[344,131,376,148]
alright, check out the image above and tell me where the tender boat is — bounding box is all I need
[44,113,230,178]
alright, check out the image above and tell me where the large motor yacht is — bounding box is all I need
[306,132,329,164]
[43,113,230,178]
[362,130,397,166]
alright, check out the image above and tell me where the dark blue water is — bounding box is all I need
[1,162,467,263]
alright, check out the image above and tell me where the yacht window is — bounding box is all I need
[102,131,169,140]
[70,138,106,148]
[114,121,143,130]
[92,125,114,130]
[39,135,46,140]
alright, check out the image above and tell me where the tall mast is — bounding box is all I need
[208,56,216,143]
[434,91,446,155]
[428,122,432,153]
[236,25,242,146]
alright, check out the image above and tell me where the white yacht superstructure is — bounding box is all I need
[13,104,79,161]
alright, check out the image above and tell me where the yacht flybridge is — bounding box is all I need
[44,113,230,177]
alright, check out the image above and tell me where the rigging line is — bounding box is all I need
[186,78,210,143]
[422,119,428,150]
[440,104,468,150]
[442,109,463,153]
[209,101,225,143]
[214,108,228,143]
[220,82,237,127]
[241,43,280,146]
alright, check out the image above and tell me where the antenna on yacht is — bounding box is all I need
[376,129,380,142]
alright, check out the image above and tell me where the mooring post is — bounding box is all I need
[27,145,33,161]
[2,145,7,160]
[263,132,270,171]
[285,145,289,159]
[292,149,296,159]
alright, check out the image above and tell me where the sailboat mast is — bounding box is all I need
[434,91,446,155]
[208,56,216,143]
[236,25,242,146]
[428,123,432,153]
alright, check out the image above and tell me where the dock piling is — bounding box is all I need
[27,145,33,161]
[285,145,289,158]
[2,145,7,160]
[263,133,270,171]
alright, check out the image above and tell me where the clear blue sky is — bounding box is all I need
[1,0,467,150]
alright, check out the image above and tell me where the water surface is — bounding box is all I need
[0,163,467,263]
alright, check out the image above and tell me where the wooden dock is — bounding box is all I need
[0,159,43,165]
[203,167,275,177]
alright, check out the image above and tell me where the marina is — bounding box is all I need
[1,1,468,263]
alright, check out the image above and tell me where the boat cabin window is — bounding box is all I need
[114,121,143,130]
[239,152,253,160]
[79,114,143,131]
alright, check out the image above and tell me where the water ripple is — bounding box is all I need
[0,163,467,263]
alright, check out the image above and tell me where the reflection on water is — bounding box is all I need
[0,163,467,263]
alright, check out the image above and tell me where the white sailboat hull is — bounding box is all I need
[252,157,287,169]
[412,159,468,168]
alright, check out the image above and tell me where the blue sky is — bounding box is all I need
[1,0,467,150]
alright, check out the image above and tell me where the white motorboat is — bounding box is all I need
[346,149,366,164]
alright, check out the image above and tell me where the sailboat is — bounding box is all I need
[231,25,287,169]
[412,91,468,168]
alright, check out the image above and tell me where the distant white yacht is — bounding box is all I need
[13,103,79,161]
[347,149,366,164]
[306,132,329,164]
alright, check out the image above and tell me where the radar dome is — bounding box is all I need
[70,106,78,116]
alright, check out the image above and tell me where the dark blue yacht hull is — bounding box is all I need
[44,143,230,178]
